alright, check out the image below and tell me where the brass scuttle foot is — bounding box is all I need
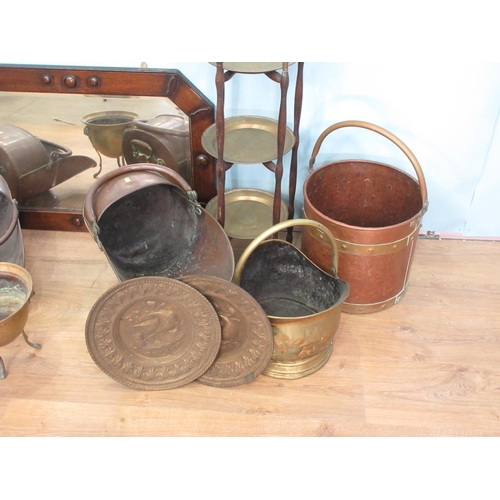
[0,357,6,379]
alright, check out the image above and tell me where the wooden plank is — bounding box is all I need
[1,232,500,436]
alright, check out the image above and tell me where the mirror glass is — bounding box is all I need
[0,66,216,231]
[0,91,190,210]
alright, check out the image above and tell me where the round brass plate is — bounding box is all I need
[201,116,295,164]
[206,188,288,239]
[209,62,295,73]
[180,275,273,388]
[85,277,222,390]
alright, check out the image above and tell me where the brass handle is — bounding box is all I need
[233,218,339,285]
[83,164,194,232]
[130,139,166,166]
[308,120,428,204]
[131,139,153,157]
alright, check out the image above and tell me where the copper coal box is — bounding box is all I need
[302,120,428,314]
[122,114,191,186]
[83,164,234,282]
[233,218,349,379]
[0,124,96,204]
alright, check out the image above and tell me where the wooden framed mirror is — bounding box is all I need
[0,64,216,231]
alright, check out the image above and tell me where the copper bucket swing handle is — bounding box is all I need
[308,120,428,205]
[0,199,19,245]
[83,164,195,234]
[39,139,73,161]
[233,218,339,285]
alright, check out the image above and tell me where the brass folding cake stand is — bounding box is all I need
[201,62,304,241]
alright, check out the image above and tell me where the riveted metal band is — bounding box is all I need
[304,222,421,257]
[342,286,409,314]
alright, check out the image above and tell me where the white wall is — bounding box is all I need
[3,8,500,237]
[179,62,500,238]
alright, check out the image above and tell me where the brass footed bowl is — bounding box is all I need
[82,111,139,159]
[0,263,33,348]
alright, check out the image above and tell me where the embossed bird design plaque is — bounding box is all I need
[85,277,221,390]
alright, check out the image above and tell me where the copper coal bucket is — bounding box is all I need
[83,164,234,282]
[302,120,428,314]
[0,176,24,266]
[233,218,349,379]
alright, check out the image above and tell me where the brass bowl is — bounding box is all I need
[82,111,139,159]
[0,263,33,348]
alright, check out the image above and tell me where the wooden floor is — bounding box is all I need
[0,229,499,437]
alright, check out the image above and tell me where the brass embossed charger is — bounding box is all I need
[85,277,222,390]
[180,275,273,387]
